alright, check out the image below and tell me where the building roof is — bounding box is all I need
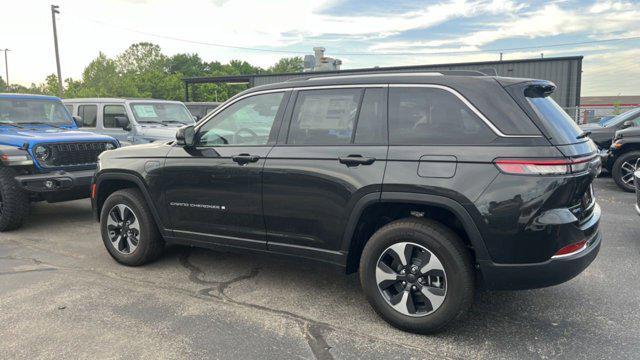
[182,56,584,84]
[580,96,640,106]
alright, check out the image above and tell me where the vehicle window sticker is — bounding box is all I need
[134,105,158,118]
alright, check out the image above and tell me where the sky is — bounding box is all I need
[0,0,638,96]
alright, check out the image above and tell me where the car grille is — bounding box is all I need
[35,142,111,168]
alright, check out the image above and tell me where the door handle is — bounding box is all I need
[338,154,376,167]
[232,153,260,164]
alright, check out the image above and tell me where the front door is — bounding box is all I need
[99,103,130,144]
[162,91,288,250]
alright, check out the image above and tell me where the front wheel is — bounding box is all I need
[0,167,30,231]
[360,218,474,334]
[100,188,164,266]
[612,150,640,192]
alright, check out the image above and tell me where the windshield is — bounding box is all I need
[0,98,73,125]
[600,107,640,127]
[130,103,194,125]
[527,96,583,145]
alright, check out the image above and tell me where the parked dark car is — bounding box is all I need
[0,93,119,231]
[92,73,601,333]
[608,126,640,191]
[580,107,640,151]
[185,102,221,120]
[635,170,640,216]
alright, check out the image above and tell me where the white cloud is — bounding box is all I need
[0,0,637,96]
[372,2,639,53]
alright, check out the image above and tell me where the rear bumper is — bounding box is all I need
[479,203,602,290]
[14,170,95,202]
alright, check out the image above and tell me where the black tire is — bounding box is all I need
[0,167,30,232]
[100,188,164,266]
[612,150,640,192]
[359,218,474,334]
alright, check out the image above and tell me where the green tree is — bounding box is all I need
[0,76,6,91]
[6,42,314,102]
[116,42,167,75]
[168,53,208,77]
[79,52,140,97]
[268,57,303,73]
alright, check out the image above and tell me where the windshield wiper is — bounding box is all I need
[138,121,167,126]
[161,120,187,125]
[20,121,62,129]
[0,122,23,128]
[576,131,591,139]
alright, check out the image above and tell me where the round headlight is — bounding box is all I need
[34,145,50,161]
[105,143,116,150]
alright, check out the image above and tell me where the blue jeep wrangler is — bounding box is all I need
[0,93,119,231]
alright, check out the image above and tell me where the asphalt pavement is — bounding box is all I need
[1,177,639,359]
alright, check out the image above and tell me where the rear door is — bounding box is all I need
[262,86,388,262]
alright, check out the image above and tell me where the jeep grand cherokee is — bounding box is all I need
[91,72,602,333]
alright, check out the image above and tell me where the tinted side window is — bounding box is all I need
[78,105,97,127]
[354,88,387,144]
[288,89,360,145]
[103,105,127,128]
[389,87,496,145]
[196,92,283,146]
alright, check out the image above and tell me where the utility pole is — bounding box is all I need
[2,49,9,86]
[51,4,63,96]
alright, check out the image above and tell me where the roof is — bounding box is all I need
[63,97,184,104]
[0,93,61,101]
[184,102,222,105]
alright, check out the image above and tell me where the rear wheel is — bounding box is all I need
[612,150,640,192]
[360,218,474,334]
[100,188,164,266]
[0,167,30,232]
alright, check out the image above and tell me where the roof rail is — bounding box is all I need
[289,70,487,82]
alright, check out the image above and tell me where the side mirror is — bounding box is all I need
[621,120,635,129]
[176,125,195,146]
[72,115,82,127]
[114,116,131,130]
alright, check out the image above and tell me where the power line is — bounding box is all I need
[76,17,640,57]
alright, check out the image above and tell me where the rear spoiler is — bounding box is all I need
[524,81,557,98]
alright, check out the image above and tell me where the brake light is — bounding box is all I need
[494,156,595,175]
[552,239,587,258]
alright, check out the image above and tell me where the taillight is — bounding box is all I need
[494,156,595,175]
[552,239,587,258]
[91,183,97,199]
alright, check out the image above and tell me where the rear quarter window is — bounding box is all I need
[388,87,497,145]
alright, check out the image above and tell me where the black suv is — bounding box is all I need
[92,72,602,333]
[608,126,640,192]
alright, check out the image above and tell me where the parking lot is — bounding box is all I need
[0,176,638,359]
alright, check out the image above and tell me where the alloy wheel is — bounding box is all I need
[106,204,141,255]
[376,241,447,317]
[620,157,640,186]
